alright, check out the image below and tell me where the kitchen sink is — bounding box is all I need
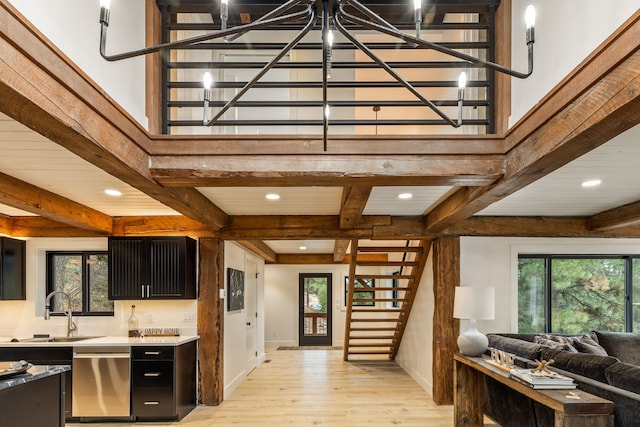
[48,336,102,342]
[10,336,103,343]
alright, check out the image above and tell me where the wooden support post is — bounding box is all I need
[432,236,460,405]
[197,238,225,405]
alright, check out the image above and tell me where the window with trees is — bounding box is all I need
[344,277,375,306]
[518,255,639,333]
[47,251,113,316]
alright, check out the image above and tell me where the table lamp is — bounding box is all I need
[453,286,495,356]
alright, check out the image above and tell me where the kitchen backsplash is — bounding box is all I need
[0,299,197,340]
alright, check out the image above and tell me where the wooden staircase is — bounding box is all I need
[343,239,432,361]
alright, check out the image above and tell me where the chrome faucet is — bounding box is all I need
[45,291,77,337]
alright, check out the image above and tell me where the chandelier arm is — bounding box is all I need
[336,0,400,34]
[205,7,318,126]
[99,8,312,62]
[225,0,316,43]
[334,12,460,127]
[340,8,533,79]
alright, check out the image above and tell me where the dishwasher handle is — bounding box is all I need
[73,353,131,359]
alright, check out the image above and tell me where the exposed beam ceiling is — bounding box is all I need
[0,171,112,234]
[2,2,640,256]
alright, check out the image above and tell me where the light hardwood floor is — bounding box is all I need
[68,348,462,426]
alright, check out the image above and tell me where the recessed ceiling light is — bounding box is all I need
[398,193,413,199]
[299,246,307,251]
[104,189,123,197]
[265,193,280,200]
[581,179,602,188]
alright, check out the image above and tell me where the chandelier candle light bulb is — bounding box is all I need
[457,71,467,125]
[203,72,213,125]
[525,5,536,44]
[413,0,422,39]
[99,0,110,26]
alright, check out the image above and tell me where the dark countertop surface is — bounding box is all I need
[0,364,70,391]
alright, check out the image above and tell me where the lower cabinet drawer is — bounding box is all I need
[132,360,173,388]
[132,388,175,419]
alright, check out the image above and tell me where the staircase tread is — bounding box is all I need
[349,335,395,340]
[357,246,422,253]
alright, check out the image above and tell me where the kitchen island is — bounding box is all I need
[0,335,198,422]
[0,364,70,427]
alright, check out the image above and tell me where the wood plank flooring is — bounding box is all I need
[67,348,485,426]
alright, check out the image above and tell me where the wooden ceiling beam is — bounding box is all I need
[445,216,640,238]
[7,214,640,239]
[273,253,388,265]
[235,240,277,263]
[150,154,503,187]
[340,186,372,229]
[425,14,640,232]
[149,135,505,156]
[0,3,229,229]
[333,239,351,263]
[0,215,12,235]
[0,171,113,233]
[588,201,640,231]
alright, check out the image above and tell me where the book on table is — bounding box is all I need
[509,368,577,389]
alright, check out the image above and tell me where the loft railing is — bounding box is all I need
[156,0,500,136]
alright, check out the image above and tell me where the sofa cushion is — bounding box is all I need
[594,331,640,365]
[534,335,578,352]
[488,334,544,361]
[604,362,640,394]
[540,348,619,383]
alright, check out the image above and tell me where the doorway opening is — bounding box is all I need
[299,273,332,346]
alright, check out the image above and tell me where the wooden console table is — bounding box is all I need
[454,354,614,427]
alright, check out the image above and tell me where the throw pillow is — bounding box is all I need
[534,335,578,353]
[573,334,608,356]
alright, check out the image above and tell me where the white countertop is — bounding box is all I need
[0,335,199,348]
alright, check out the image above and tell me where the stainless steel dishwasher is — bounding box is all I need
[72,346,131,418]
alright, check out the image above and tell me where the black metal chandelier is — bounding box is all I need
[99,0,535,147]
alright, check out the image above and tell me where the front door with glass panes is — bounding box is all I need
[299,273,332,346]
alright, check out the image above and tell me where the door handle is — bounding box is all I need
[246,322,251,326]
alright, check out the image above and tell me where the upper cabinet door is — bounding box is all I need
[149,237,196,299]
[108,237,196,300]
[0,237,26,300]
[109,237,147,300]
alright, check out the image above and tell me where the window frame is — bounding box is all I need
[46,250,113,317]
[518,254,636,333]
[344,276,375,307]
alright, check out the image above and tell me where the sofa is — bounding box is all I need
[484,331,640,427]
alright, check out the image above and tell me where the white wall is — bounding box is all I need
[395,251,435,396]
[263,264,384,348]
[264,264,349,348]
[223,241,266,399]
[0,237,197,340]
[510,1,639,126]
[8,0,148,128]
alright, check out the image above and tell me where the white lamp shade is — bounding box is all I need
[453,286,495,320]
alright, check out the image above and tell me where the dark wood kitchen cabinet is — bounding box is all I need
[0,347,74,419]
[108,236,196,300]
[131,341,197,421]
[0,366,68,427]
[0,237,26,300]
